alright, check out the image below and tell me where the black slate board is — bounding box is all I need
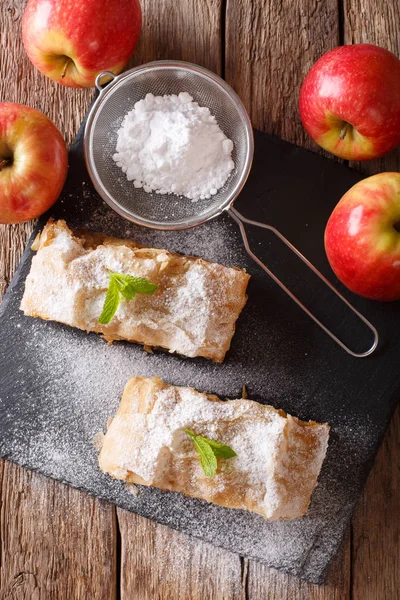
[0,112,399,584]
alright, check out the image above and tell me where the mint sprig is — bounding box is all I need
[185,429,237,478]
[98,272,158,324]
[99,276,120,325]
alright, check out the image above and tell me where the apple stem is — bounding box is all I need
[61,58,71,79]
[339,123,350,141]
[0,159,9,172]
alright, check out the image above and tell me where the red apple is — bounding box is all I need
[0,103,68,224]
[325,173,400,300]
[299,44,400,160]
[22,0,142,88]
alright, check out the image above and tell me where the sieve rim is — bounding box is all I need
[83,60,254,230]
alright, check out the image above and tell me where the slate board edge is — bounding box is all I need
[0,94,95,319]
[0,105,398,585]
[0,448,350,585]
[1,370,397,584]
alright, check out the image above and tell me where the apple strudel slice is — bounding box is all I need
[99,377,330,520]
[20,219,250,362]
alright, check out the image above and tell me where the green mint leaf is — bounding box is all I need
[125,276,158,295]
[185,429,197,439]
[99,272,157,324]
[185,429,236,478]
[107,272,125,291]
[192,437,218,478]
[197,436,237,459]
[186,429,216,477]
[119,285,136,301]
[110,273,158,295]
[98,277,120,324]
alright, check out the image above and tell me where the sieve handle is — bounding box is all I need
[228,206,379,358]
[95,71,117,93]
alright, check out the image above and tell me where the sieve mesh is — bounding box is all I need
[84,62,254,230]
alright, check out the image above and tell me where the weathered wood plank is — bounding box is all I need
[0,223,32,298]
[351,407,400,600]
[341,3,400,596]
[118,2,243,599]
[225,0,339,147]
[0,2,116,599]
[343,0,400,173]
[0,464,117,599]
[0,0,94,289]
[225,0,352,595]
[117,510,245,600]
[130,0,223,75]
[1,0,243,598]
[246,534,351,599]
[1,0,398,597]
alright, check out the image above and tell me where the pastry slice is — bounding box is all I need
[99,377,330,520]
[20,219,250,362]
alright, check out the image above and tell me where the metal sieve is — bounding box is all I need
[84,60,378,357]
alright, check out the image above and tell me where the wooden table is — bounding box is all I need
[1,1,399,598]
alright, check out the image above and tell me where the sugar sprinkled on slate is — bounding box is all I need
[2,265,367,583]
[87,198,245,267]
[0,166,383,584]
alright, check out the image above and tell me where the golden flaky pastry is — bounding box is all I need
[20,220,250,362]
[99,377,330,520]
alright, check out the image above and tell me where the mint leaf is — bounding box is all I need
[185,429,236,478]
[197,436,237,459]
[110,273,158,295]
[186,430,217,478]
[126,276,158,295]
[119,286,136,301]
[99,272,158,324]
[98,277,120,324]
[193,437,217,478]
[108,272,128,291]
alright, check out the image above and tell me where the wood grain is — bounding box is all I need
[0,464,117,600]
[225,0,339,148]
[351,407,400,600]
[0,223,31,298]
[225,0,353,595]
[130,0,223,74]
[246,534,351,600]
[0,0,399,597]
[341,4,400,598]
[0,0,93,289]
[116,2,240,598]
[343,0,400,174]
[0,3,116,599]
[117,510,246,600]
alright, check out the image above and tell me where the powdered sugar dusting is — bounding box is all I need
[76,181,247,268]
[100,378,329,520]
[20,221,249,362]
[113,92,234,201]
[0,168,389,584]
[0,241,383,583]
